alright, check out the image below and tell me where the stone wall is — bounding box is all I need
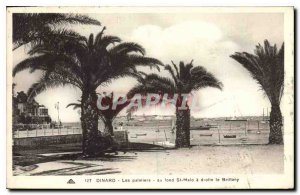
[14,131,128,149]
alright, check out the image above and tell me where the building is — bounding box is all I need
[13,91,52,124]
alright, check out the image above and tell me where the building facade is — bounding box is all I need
[13,91,52,124]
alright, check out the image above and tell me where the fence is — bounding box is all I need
[13,125,82,138]
[14,123,51,130]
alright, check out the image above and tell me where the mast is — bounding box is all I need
[55,102,60,124]
[55,101,61,133]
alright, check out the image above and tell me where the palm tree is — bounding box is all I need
[230,40,284,144]
[128,61,223,148]
[13,28,162,156]
[98,93,131,136]
[13,13,100,50]
[67,92,131,136]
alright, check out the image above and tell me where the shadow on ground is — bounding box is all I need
[30,161,122,176]
[13,142,170,167]
[13,142,173,176]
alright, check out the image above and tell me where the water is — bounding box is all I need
[120,119,270,145]
[14,119,270,145]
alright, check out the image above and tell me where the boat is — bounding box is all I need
[200,134,213,137]
[136,133,147,136]
[190,125,210,130]
[225,119,247,122]
[223,135,236,138]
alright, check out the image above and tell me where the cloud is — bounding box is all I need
[13,19,273,121]
[131,21,227,62]
[126,21,270,117]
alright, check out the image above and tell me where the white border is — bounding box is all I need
[1,3,297,192]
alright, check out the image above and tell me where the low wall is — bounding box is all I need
[14,131,128,149]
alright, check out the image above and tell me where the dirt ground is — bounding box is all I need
[14,145,283,176]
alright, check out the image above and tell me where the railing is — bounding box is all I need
[13,123,51,130]
[13,124,82,138]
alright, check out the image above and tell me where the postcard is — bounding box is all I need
[6,6,294,189]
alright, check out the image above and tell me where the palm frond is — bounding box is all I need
[27,30,87,56]
[87,33,94,49]
[94,27,106,44]
[66,102,81,110]
[13,55,55,76]
[128,73,177,97]
[122,54,163,71]
[230,52,264,83]
[190,66,223,91]
[109,42,146,56]
[27,73,76,101]
[231,40,284,104]
[13,13,100,50]
[13,53,83,85]
[95,35,122,50]
[165,64,178,85]
[49,14,101,26]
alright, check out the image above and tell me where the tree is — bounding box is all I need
[13,13,100,50]
[128,61,223,148]
[230,40,284,144]
[13,28,162,156]
[67,92,130,136]
[12,83,18,124]
[98,92,131,136]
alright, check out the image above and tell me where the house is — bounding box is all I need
[13,91,52,124]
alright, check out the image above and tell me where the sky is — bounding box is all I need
[12,12,284,122]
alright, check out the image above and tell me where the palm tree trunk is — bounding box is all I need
[81,91,101,156]
[175,107,190,148]
[103,119,114,136]
[269,103,283,144]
